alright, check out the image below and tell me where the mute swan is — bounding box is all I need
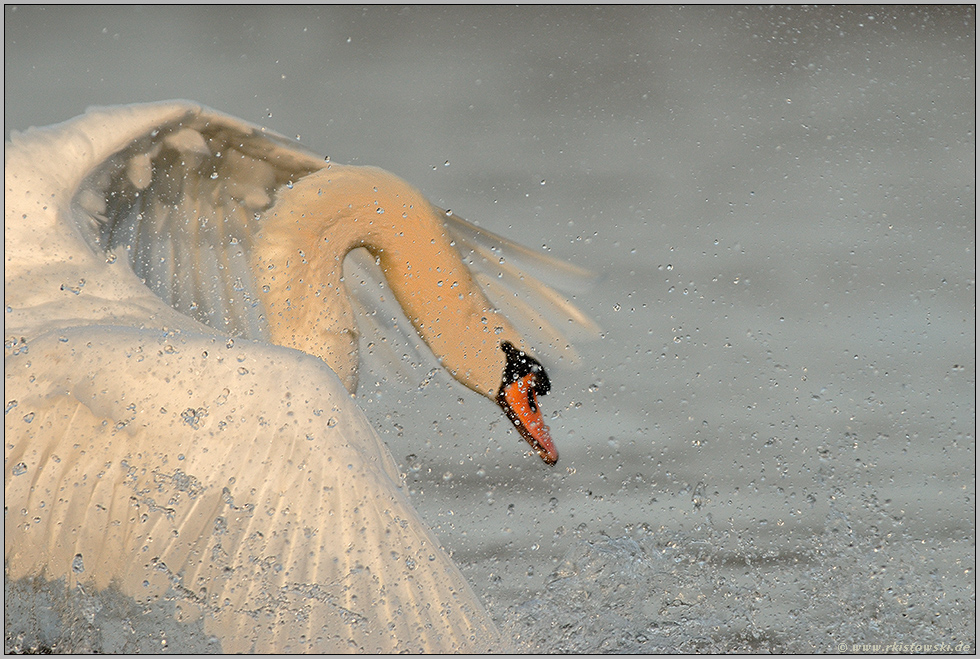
[4,101,596,652]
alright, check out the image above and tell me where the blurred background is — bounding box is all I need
[5,5,975,652]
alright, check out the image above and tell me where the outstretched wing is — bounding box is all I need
[69,101,324,340]
[5,100,326,346]
[442,208,602,364]
[5,327,505,653]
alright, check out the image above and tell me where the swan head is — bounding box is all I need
[496,341,559,465]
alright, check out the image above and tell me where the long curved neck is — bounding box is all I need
[253,164,528,398]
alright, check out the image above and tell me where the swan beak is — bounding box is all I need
[496,341,558,465]
[499,374,559,465]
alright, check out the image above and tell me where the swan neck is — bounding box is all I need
[256,165,529,398]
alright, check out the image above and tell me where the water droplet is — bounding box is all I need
[72,553,85,573]
[327,417,338,428]
[11,462,27,476]
[60,279,85,295]
[22,412,35,423]
[181,407,207,429]
[418,368,439,390]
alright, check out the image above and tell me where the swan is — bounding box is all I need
[4,100,596,652]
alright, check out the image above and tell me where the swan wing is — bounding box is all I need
[6,100,324,345]
[442,209,602,364]
[5,327,504,653]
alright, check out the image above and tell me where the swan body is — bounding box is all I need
[4,101,595,652]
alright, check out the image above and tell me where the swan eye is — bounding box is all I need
[527,386,538,414]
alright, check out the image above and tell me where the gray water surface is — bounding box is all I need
[5,6,975,653]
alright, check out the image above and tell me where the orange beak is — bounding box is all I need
[499,374,559,465]
[496,341,558,465]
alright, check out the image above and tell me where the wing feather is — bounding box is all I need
[5,327,504,653]
[66,102,322,342]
